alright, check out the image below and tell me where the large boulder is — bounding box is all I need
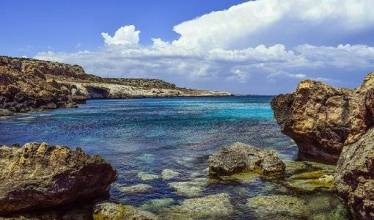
[208,142,285,177]
[0,142,117,214]
[271,73,374,163]
[335,128,374,220]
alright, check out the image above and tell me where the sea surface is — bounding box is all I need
[0,96,349,219]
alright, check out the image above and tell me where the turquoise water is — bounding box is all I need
[0,96,348,219]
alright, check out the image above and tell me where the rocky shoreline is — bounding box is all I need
[0,56,231,116]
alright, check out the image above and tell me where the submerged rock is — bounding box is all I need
[335,128,374,220]
[271,73,374,163]
[168,178,208,197]
[161,169,180,180]
[247,195,307,219]
[161,193,233,219]
[93,202,158,220]
[0,142,116,214]
[208,142,285,177]
[119,184,153,194]
[286,170,335,192]
[141,198,175,212]
[137,171,159,181]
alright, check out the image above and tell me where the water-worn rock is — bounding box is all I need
[286,170,335,192]
[0,142,116,214]
[141,198,175,212]
[335,128,374,220]
[208,142,285,177]
[168,178,208,197]
[271,73,374,163]
[119,184,153,194]
[93,202,158,220]
[247,195,307,219]
[137,172,159,181]
[161,193,233,219]
[161,169,180,180]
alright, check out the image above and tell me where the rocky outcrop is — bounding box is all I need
[0,142,116,214]
[271,73,374,163]
[208,142,285,177]
[335,128,374,220]
[0,55,230,115]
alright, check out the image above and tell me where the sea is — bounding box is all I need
[0,96,350,219]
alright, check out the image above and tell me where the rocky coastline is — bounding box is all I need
[0,55,231,116]
[0,55,372,219]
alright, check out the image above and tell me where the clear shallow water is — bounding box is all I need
[0,96,348,219]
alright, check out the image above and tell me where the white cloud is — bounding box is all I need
[101,25,140,47]
[171,0,374,50]
[35,0,374,94]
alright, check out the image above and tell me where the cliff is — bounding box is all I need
[0,56,230,115]
[271,76,373,164]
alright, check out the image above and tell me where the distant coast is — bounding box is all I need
[0,55,230,116]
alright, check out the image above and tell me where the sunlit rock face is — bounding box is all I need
[0,142,116,214]
[271,73,374,164]
[335,128,374,220]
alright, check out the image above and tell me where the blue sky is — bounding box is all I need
[0,0,246,56]
[2,0,374,94]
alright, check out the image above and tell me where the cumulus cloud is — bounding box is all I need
[35,0,374,94]
[101,25,140,47]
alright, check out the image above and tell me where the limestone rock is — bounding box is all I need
[0,142,116,214]
[335,128,374,220]
[161,193,233,219]
[93,202,158,220]
[168,178,208,197]
[119,184,153,194]
[208,142,285,177]
[271,73,374,163]
[161,169,180,180]
[247,195,307,219]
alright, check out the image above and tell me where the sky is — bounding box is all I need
[1,0,374,95]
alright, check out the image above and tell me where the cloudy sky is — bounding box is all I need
[2,0,374,94]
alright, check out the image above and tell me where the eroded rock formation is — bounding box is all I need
[271,73,374,163]
[0,142,116,214]
[272,72,374,219]
[335,128,374,219]
[208,142,285,177]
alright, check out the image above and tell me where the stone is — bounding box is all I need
[335,128,374,220]
[0,142,116,215]
[137,172,159,181]
[161,169,180,180]
[271,73,374,163]
[161,193,233,219]
[168,178,208,197]
[119,184,153,194]
[140,198,175,212]
[285,170,335,192]
[93,202,158,220]
[208,142,285,177]
[247,195,307,219]
[0,109,13,116]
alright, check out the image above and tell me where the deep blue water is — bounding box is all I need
[0,96,347,219]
